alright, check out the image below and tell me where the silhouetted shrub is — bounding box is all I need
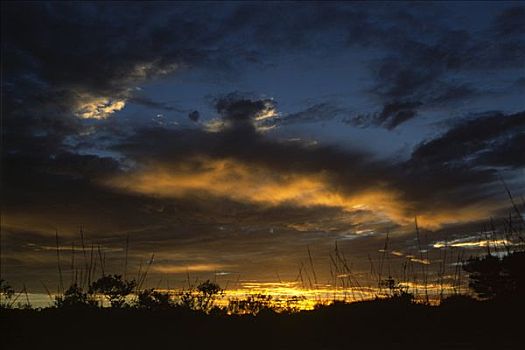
[89,274,136,308]
[379,276,414,302]
[136,288,173,310]
[228,293,274,315]
[463,251,525,300]
[54,283,96,309]
[179,280,222,312]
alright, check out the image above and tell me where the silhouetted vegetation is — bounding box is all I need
[227,293,275,315]
[88,274,136,308]
[0,279,15,309]
[179,280,222,312]
[2,192,524,349]
[2,242,524,350]
[136,288,174,310]
[379,276,415,302]
[53,283,96,309]
[460,187,525,301]
[463,251,525,300]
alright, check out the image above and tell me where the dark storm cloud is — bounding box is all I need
[344,101,422,129]
[188,111,201,122]
[378,101,420,130]
[215,93,275,125]
[1,2,225,96]
[128,96,179,112]
[368,46,484,109]
[477,133,525,168]
[410,111,525,168]
[391,111,525,209]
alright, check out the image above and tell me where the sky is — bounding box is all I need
[1,1,524,297]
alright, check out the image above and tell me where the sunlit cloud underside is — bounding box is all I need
[106,157,499,229]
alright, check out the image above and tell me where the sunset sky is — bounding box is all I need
[1,2,524,298]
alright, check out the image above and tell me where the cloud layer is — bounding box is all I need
[1,2,524,291]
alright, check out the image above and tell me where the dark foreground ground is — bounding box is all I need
[2,298,523,350]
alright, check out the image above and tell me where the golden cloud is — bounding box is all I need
[74,94,126,119]
[153,263,228,274]
[105,157,499,229]
[106,157,408,221]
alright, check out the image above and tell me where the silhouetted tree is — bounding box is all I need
[54,283,96,308]
[463,251,525,300]
[179,280,222,312]
[89,274,136,308]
